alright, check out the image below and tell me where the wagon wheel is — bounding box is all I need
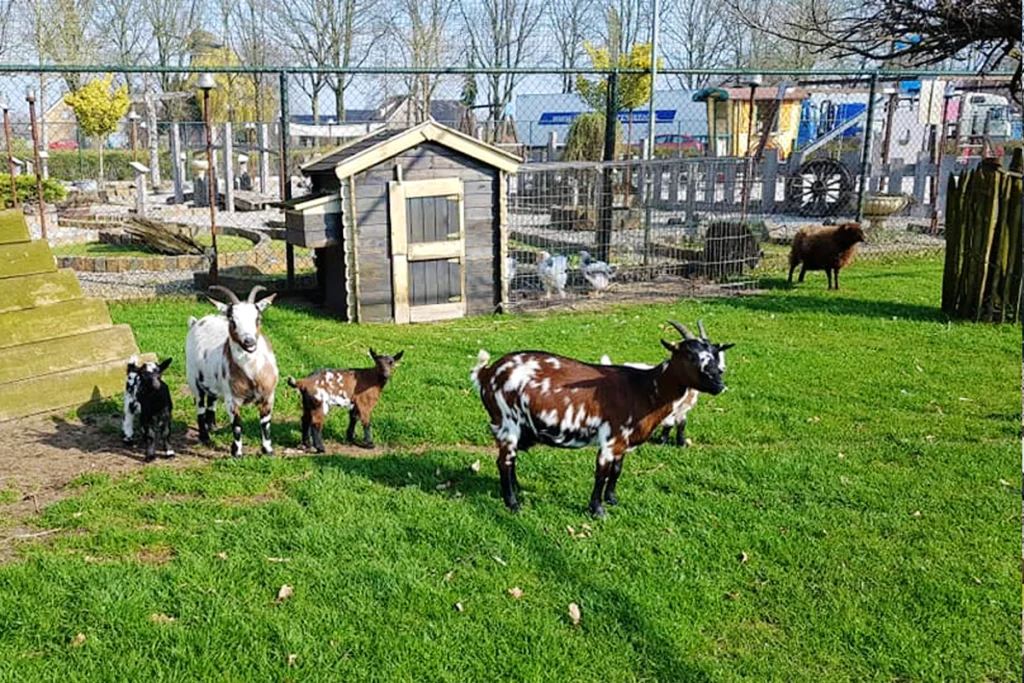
[785,159,854,217]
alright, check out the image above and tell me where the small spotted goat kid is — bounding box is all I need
[186,285,279,457]
[122,356,175,461]
[287,348,404,452]
[472,320,733,516]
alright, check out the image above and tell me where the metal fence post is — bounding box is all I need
[856,73,879,223]
[279,70,295,288]
[597,70,618,264]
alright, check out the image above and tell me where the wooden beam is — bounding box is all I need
[499,172,509,311]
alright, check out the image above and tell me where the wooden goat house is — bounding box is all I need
[472,321,734,516]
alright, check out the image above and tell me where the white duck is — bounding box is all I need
[579,250,616,295]
[536,250,568,299]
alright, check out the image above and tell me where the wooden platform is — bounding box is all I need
[0,209,148,421]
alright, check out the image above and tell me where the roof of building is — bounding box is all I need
[300,119,521,178]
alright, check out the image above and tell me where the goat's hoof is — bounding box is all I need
[122,437,134,446]
[359,441,375,450]
[589,503,607,519]
[315,446,325,454]
[505,499,520,513]
[144,453,157,463]
[161,450,175,459]
[603,492,618,506]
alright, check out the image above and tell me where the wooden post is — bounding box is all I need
[223,122,234,213]
[169,123,184,204]
[940,171,963,314]
[761,148,778,213]
[258,123,270,194]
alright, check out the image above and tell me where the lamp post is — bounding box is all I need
[25,88,46,238]
[127,109,140,162]
[740,74,762,223]
[0,95,17,208]
[196,73,218,284]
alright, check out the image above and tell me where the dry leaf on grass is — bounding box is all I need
[738,552,748,564]
[470,460,481,473]
[216,552,228,560]
[444,570,455,582]
[276,584,294,604]
[725,592,740,601]
[568,603,581,626]
[69,633,86,647]
[911,510,922,517]
[266,557,291,563]
[999,479,1012,487]
[287,654,297,667]
[435,481,452,490]
[454,602,464,612]
[149,613,176,624]
[508,587,524,599]
[492,555,507,566]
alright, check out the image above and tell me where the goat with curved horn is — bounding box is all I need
[208,285,241,305]
[697,319,708,340]
[668,320,696,341]
[247,285,268,303]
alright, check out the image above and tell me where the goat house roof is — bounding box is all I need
[300,119,522,178]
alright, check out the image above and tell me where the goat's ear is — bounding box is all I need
[393,350,404,362]
[368,347,377,359]
[127,355,139,372]
[255,293,277,312]
[207,296,230,313]
[158,357,172,373]
[661,339,678,353]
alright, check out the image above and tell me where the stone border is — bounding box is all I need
[54,225,273,273]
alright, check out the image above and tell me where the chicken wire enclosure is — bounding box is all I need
[506,157,766,309]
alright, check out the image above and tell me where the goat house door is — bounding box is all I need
[388,177,467,324]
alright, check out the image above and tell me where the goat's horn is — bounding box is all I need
[208,285,240,304]
[668,320,696,341]
[247,285,268,303]
[697,319,708,340]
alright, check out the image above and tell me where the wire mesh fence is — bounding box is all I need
[0,65,1016,304]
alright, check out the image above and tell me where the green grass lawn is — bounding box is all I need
[0,254,1019,681]
[51,234,254,258]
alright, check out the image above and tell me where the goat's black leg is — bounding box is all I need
[230,406,244,458]
[160,414,174,458]
[798,265,807,283]
[826,268,833,289]
[360,419,374,449]
[144,423,157,462]
[603,457,625,506]
[834,268,840,290]
[300,411,311,449]
[497,443,519,512]
[203,393,217,432]
[589,461,610,518]
[346,408,358,444]
[258,402,274,456]
[196,391,212,445]
[675,418,688,447]
[657,425,671,444]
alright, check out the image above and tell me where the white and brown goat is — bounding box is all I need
[287,348,404,452]
[185,285,279,457]
[472,321,733,516]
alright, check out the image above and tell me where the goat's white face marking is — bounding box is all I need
[229,304,262,351]
[697,350,716,372]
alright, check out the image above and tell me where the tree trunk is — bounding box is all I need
[98,137,104,186]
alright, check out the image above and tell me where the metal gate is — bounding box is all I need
[388,177,466,323]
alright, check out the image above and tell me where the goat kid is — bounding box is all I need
[186,285,279,457]
[472,320,733,516]
[287,348,403,452]
[122,356,174,461]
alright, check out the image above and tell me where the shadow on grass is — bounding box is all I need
[720,288,947,323]
[311,450,714,680]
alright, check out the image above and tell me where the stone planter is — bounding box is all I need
[863,193,909,230]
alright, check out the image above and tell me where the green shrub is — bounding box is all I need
[44,149,175,182]
[0,175,67,206]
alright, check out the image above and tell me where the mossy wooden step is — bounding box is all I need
[0,269,82,315]
[0,240,55,280]
[0,357,130,422]
[0,325,140,385]
[0,208,29,245]
[0,298,111,349]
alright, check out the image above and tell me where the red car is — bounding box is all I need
[48,139,78,150]
[654,134,704,156]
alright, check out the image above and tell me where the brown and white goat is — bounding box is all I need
[287,348,404,452]
[472,321,733,516]
[788,222,866,290]
[186,285,279,457]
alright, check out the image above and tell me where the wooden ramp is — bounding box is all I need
[0,209,146,421]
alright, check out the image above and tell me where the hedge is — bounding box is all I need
[44,150,175,183]
[0,175,68,205]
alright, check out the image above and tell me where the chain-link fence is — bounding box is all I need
[0,65,1017,305]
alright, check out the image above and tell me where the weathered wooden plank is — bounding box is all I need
[0,240,55,280]
[761,149,778,213]
[0,269,82,315]
[0,298,111,349]
[912,153,930,208]
[0,325,139,385]
[887,159,905,195]
[0,209,29,244]
[0,357,131,422]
